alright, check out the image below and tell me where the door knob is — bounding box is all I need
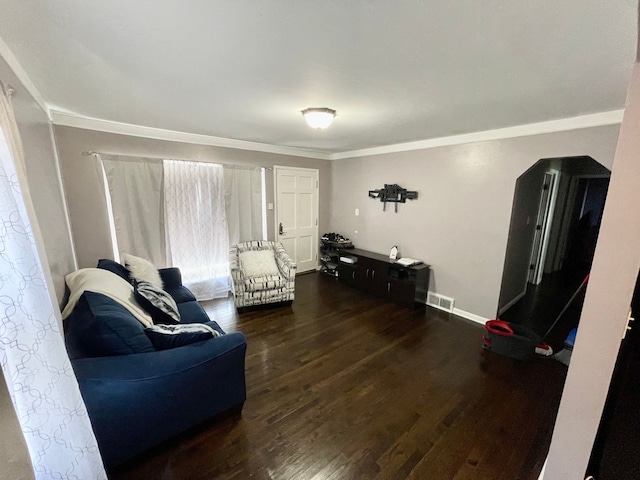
[279,222,284,235]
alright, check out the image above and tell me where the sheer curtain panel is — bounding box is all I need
[223,165,264,245]
[164,160,230,300]
[0,83,106,478]
[101,155,166,266]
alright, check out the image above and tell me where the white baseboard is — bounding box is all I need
[497,289,527,316]
[451,308,490,326]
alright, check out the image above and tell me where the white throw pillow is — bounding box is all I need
[122,253,163,289]
[239,250,280,278]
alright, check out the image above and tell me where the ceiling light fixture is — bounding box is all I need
[302,107,336,129]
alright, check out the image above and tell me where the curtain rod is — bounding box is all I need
[81,151,273,170]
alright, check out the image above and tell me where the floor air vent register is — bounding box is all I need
[426,292,455,312]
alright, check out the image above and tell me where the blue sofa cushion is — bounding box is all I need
[97,259,132,284]
[145,321,222,350]
[176,300,212,324]
[64,292,156,359]
[164,285,197,304]
[134,281,181,324]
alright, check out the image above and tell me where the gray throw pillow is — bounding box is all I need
[145,322,222,350]
[134,280,181,324]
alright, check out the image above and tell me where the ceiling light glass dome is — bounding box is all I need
[302,108,336,129]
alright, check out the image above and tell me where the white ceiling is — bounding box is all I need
[0,1,636,156]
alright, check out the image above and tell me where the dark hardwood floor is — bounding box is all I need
[500,265,590,351]
[110,272,567,480]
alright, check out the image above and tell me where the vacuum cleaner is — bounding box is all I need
[483,274,589,361]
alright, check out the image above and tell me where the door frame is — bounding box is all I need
[273,165,320,272]
[528,169,560,285]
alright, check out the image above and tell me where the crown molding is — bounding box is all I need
[329,110,624,160]
[50,110,332,160]
[49,108,623,162]
[0,38,50,118]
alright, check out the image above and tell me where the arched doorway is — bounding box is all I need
[497,156,610,348]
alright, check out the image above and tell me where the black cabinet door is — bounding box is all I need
[369,262,389,295]
[355,257,388,295]
[337,263,356,287]
[388,278,416,307]
[354,257,373,288]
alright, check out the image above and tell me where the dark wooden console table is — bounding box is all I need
[335,248,430,308]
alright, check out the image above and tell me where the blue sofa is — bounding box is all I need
[64,261,247,468]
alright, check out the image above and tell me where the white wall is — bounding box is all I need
[330,125,619,319]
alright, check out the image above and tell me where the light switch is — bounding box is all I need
[355,208,359,216]
[268,203,274,210]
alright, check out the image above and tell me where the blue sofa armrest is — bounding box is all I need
[72,332,247,468]
[159,267,183,288]
[159,267,198,304]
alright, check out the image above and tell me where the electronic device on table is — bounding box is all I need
[396,257,423,267]
[339,255,357,264]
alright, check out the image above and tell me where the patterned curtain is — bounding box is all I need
[0,84,106,478]
[164,160,230,300]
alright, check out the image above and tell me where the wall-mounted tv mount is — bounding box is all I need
[368,184,418,212]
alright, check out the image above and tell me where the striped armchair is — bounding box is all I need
[229,241,296,312]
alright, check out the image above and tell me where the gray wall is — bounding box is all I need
[544,62,640,479]
[330,125,619,319]
[0,58,75,305]
[53,125,331,268]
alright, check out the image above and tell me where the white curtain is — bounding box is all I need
[164,160,230,300]
[101,155,166,266]
[223,164,264,245]
[0,84,106,478]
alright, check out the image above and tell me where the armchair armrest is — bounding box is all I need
[229,244,245,287]
[159,267,183,288]
[275,243,297,278]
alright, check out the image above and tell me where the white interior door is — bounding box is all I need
[274,166,319,273]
